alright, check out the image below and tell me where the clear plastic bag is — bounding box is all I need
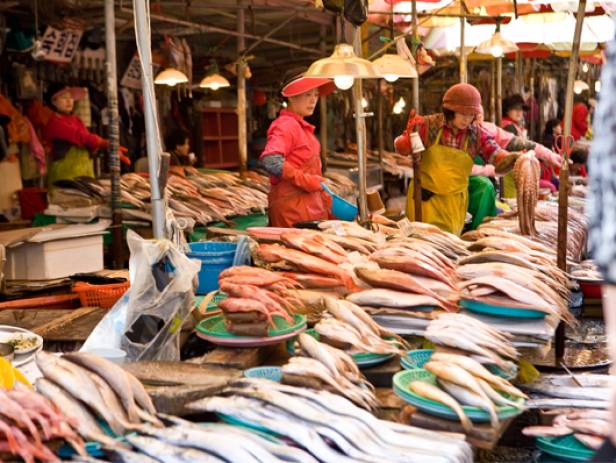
[82,230,200,361]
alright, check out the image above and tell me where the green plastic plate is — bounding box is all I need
[217,414,276,436]
[287,328,395,368]
[393,369,525,423]
[400,349,518,381]
[197,314,306,338]
[461,299,546,319]
[536,435,596,462]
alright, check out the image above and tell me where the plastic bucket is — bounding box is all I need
[187,242,237,294]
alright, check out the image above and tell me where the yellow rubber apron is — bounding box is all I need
[406,130,474,236]
[47,146,94,188]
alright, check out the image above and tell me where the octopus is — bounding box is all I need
[513,152,541,236]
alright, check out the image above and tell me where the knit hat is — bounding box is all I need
[442,83,483,116]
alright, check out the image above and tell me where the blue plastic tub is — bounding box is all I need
[187,242,237,294]
[321,183,358,221]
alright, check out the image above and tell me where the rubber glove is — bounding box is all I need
[281,161,323,193]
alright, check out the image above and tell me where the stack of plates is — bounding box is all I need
[460,300,546,319]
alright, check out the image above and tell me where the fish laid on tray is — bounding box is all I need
[283,333,378,410]
[523,409,608,450]
[570,260,603,281]
[425,313,518,374]
[218,266,302,336]
[410,353,526,429]
[190,378,473,463]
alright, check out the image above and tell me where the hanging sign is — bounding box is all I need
[39,26,83,64]
[121,54,160,90]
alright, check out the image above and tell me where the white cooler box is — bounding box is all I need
[1,221,109,281]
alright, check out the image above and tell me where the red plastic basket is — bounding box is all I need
[73,281,130,309]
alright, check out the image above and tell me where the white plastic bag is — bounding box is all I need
[82,230,200,361]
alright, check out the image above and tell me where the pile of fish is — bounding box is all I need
[571,259,603,281]
[49,169,271,226]
[316,297,405,355]
[0,381,85,462]
[484,202,587,262]
[218,266,301,336]
[283,333,378,410]
[256,242,358,292]
[35,351,161,446]
[459,227,573,324]
[425,313,519,375]
[410,352,526,429]
[512,152,541,236]
[523,409,608,450]
[323,171,358,202]
[523,374,612,410]
[190,378,473,463]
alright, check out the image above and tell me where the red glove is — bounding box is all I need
[394,109,422,156]
[120,153,131,166]
[281,162,323,193]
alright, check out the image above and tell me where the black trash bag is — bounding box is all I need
[344,0,368,26]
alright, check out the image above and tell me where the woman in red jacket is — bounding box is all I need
[563,92,589,141]
[259,70,335,227]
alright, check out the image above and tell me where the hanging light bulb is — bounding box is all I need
[154,68,189,87]
[475,22,518,58]
[393,102,403,114]
[574,80,590,94]
[397,97,406,109]
[383,74,400,83]
[490,44,504,58]
[282,101,288,108]
[595,80,601,93]
[361,97,368,109]
[372,54,417,82]
[334,75,355,90]
[582,63,589,73]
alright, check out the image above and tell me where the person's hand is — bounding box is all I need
[472,164,496,177]
[547,152,562,168]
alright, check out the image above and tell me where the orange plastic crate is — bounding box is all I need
[73,281,130,309]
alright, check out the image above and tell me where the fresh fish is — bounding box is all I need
[281,231,349,264]
[574,434,604,450]
[35,379,122,448]
[527,399,609,409]
[314,317,400,356]
[524,384,610,402]
[126,435,225,463]
[63,352,140,423]
[123,369,157,415]
[347,289,445,310]
[371,255,456,289]
[476,378,526,410]
[108,448,161,463]
[35,352,125,435]
[408,381,472,431]
[438,379,499,427]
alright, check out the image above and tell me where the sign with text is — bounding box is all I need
[40,26,83,64]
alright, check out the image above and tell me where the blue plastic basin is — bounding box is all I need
[322,182,358,221]
[187,242,237,294]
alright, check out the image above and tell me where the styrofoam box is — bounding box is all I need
[5,234,104,280]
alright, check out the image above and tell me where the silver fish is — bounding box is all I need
[125,435,225,463]
[527,399,609,409]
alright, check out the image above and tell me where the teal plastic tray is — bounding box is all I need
[461,299,546,319]
[244,366,282,382]
[393,369,524,423]
[400,349,517,381]
[197,314,306,338]
[536,435,596,462]
[287,328,395,368]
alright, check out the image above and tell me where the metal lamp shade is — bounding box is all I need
[475,32,519,57]
[305,43,381,79]
[372,54,418,79]
[199,73,231,90]
[154,68,189,86]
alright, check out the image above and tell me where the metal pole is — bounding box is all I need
[459,4,467,83]
[490,60,496,122]
[237,1,247,177]
[529,59,536,140]
[320,26,328,173]
[377,82,384,163]
[412,0,420,112]
[496,57,503,125]
[105,0,123,268]
[555,0,586,365]
[133,0,165,239]
[353,27,368,223]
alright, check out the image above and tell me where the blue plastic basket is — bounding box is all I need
[187,242,240,294]
[322,183,358,221]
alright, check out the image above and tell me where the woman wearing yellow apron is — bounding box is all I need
[42,85,128,187]
[396,83,508,236]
